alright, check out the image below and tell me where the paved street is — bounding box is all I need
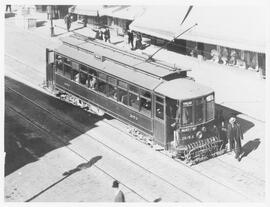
[4,9,266,203]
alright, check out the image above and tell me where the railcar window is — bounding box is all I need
[129,85,139,93]
[63,57,71,65]
[89,75,97,89]
[156,96,164,103]
[80,64,88,73]
[79,71,88,86]
[206,97,214,121]
[55,55,63,75]
[72,70,79,83]
[182,101,193,125]
[118,88,128,105]
[108,76,117,85]
[71,62,79,71]
[129,92,139,111]
[64,64,72,79]
[140,89,152,116]
[195,99,204,124]
[118,80,128,89]
[97,79,106,94]
[107,84,118,100]
[156,103,164,120]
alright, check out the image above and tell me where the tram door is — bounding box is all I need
[46,48,55,88]
[153,95,166,147]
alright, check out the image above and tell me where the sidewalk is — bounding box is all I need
[11,10,266,122]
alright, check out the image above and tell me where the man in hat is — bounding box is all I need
[227,116,243,161]
[112,180,125,202]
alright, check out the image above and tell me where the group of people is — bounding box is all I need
[93,27,111,43]
[127,30,143,50]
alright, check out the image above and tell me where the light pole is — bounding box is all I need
[48,5,54,37]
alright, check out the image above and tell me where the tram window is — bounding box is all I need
[129,85,139,93]
[107,84,117,100]
[108,76,117,85]
[118,80,128,89]
[195,99,204,124]
[55,55,63,75]
[89,75,97,89]
[79,71,88,86]
[80,64,88,73]
[118,88,128,105]
[140,97,151,116]
[140,89,151,98]
[97,79,106,94]
[72,70,79,83]
[206,97,214,120]
[64,64,72,79]
[156,96,164,103]
[71,62,79,71]
[63,57,71,65]
[98,72,107,81]
[156,103,164,120]
[182,101,193,125]
[129,92,139,111]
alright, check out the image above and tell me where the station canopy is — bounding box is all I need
[130,5,267,53]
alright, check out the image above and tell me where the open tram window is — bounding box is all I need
[129,92,139,111]
[206,94,214,121]
[107,76,117,100]
[71,62,80,83]
[55,54,63,75]
[195,98,204,124]
[118,80,128,105]
[63,64,72,79]
[182,101,193,125]
[155,96,164,120]
[140,89,151,116]
[63,57,71,65]
[96,72,107,94]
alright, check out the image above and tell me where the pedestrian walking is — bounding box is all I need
[127,30,134,49]
[104,28,111,43]
[64,13,72,32]
[6,5,12,12]
[226,116,243,161]
[112,180,125,202]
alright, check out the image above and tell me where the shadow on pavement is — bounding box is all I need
[36,20,47,27]
[5,77,104,176]
[25,155,102,202]
[239,138,260,161]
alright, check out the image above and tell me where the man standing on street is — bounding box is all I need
[127,30,134,50]
[64,13,72,32]
[227,116,243,161]
[112,180,125,202]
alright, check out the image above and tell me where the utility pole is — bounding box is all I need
[48,5,54,37]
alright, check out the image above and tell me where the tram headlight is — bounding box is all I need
[196,131,203,139]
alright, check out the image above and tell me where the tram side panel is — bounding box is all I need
[54,74,154,135]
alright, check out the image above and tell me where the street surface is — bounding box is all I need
[4,10,266,202]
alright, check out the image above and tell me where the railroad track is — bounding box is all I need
[5,54,264,201]
[6,86,201,202]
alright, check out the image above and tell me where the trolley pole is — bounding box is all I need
[48,5,54,37]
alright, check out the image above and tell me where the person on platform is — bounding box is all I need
[227,116,243,161]
[127,30,134,49]
[104,28,111,43]
[6,5,12,13]
[112,180,125,202]
[64,13,72,32]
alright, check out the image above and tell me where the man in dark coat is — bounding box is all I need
[112,180,125,202]
[64,13,72,32]
[127,30,134,49]
[227,116,243,161]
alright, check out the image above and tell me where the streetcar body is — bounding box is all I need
[46,35,224,164]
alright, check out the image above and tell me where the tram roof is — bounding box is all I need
[55,45,163,90]
[60,36,187,78]
[155,78,214,100]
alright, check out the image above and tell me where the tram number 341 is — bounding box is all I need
[129,114,138,121]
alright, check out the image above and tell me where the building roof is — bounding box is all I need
[130,5,267,53]
[55,45,163,90]
[69,5,102,16]
[155,78,214,100]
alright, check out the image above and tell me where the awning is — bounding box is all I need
[100,5,146,20]
[69,5,102,16]
[130,6,190,40]
[130,5,267,53]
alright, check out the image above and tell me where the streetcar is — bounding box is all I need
[45,34,225,165]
